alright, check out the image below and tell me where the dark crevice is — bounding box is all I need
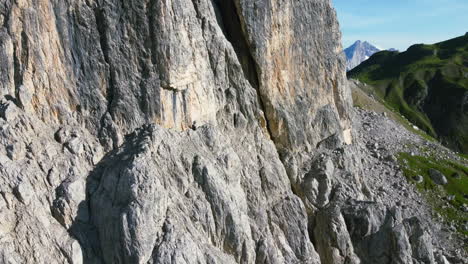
[12,45,21,107]
[190,0,202,19]
[94,6,120,150]
[213,0,275,141]
[12,31,29,108]
[255,83,276,141]
[213,0,258,89]
[182,90,189,125]
[146,0,158,66]
[308,217,319,252]
[172,92,177,124]
[94,8,110,66]
[289,180,319,252]
[212,7,318,259]
[290,183,302,201]
[137,67,155,121]
[94,7,115,111]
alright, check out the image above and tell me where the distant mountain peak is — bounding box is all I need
[344,41,381,71]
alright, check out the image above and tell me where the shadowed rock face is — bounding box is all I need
[0,0,451,263]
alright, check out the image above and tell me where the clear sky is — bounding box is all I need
[333,0,468,51]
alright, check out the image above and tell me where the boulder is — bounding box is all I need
[428,169,448,185]
[413,175,424,183]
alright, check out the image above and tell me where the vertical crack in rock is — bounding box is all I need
[94,7,115,111]
[12,44,21,103]
[214,3,325,260]
[213,0,275,140]
[94,8,110,70]
[214,0,306,216]
[213,0,258,89]
[146,0,158,66]
[12,31,28,108]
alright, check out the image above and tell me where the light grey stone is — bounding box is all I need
[414,175,424,183]
[65,137,84,155]
[13,181,34,205]
[6,142,26,161]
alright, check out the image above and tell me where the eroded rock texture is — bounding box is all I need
[0,0,455,263]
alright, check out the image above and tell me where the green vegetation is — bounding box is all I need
[459,153,468,160]
[349,33,468,154]
[351,82,436,142]
[398,152,468,236]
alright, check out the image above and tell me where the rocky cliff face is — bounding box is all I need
[0,0,461,263]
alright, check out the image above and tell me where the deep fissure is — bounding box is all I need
[213,0,276,141]
[94,7,116,111]
[213,5,325,257]
[213,0,258,90]
[12,31,29,108]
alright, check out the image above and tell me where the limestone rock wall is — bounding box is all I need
[1,0,351,147]
[0,0,448,263]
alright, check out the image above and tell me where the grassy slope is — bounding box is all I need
[398,153,468,237]
[348,34,468,153]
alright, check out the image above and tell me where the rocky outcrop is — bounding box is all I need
[342,201,435,264]
[0,0,461,263]
[0,100,100,263]
[77,125,322,263]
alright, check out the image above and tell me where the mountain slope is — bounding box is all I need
[348,34,468,154]
[344,41,381,71]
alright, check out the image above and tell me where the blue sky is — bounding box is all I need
[333,0,468,50]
